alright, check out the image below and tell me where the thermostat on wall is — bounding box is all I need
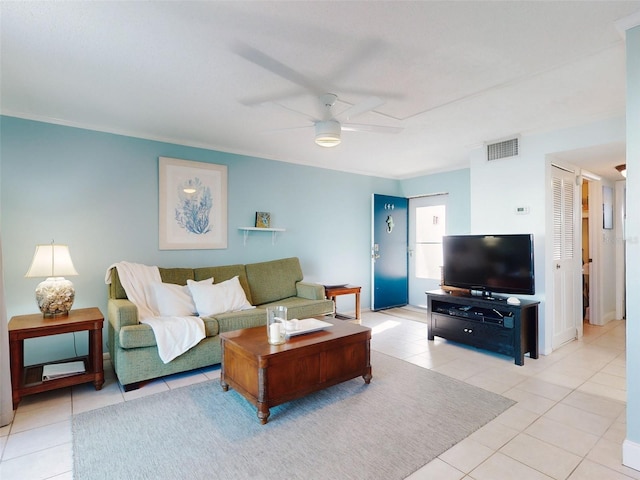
[515,206,530,215]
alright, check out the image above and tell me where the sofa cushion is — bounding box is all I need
[215,308,269,333]
[109,267,197,300]
[187,276,253,317]
[159,267,196,285]
[194,264,252,305]
[245,257,303,305]
[119,316,219,349]
[260,297,335,322]
[110,265,253,303]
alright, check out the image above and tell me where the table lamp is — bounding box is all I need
[25,242,79,316]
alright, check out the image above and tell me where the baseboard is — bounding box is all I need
[623,439,640,471]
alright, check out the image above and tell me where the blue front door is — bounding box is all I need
[372,194,408,310]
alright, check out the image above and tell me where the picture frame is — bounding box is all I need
[255,212,271,228]
[159,157,228,249]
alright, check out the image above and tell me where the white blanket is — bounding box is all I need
[105,261,205,364]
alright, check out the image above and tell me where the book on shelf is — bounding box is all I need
[42,361,86,381]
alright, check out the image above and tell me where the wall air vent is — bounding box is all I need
[486,136,519,161]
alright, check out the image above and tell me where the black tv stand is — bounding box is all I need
[426,289,539,365]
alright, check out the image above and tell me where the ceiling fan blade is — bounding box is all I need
[238,89,306,107]
[336,96,386,121]
[338,88,405,101]
[329,38,384,82]
[260,124,314,133]
[341,123,403,134]
[232,42,325,94]
[270,101,319,123]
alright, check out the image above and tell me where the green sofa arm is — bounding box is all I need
[108,299,140,331]
[296,281,326,300]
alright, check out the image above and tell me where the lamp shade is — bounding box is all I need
[25,244,78,316]
[25,244,78,278]
[315,120,342,147]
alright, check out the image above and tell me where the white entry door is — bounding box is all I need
[408,196,446,307]
[551,165,581,348]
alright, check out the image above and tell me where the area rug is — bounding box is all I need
[72,351,514,480]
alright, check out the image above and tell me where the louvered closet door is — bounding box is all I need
[552,166,579,348]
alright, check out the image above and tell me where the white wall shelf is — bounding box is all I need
[238,227,286,246]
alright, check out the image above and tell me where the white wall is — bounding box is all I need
[601,199,620,324]
[468,116,626,355]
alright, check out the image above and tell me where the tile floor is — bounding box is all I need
[0,308,633,480]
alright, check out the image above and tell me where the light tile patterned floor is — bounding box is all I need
[0,308,633,479]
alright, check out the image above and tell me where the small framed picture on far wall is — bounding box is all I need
[255,212,271,228]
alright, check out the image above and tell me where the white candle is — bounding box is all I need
[269,323,281,343]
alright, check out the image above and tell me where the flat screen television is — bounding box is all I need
[442,234,535,297]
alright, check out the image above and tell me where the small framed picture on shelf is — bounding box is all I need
[255,212,271,228]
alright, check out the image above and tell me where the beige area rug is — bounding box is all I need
[73,351,514,480]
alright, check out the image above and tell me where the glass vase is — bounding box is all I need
[266,305,287,345]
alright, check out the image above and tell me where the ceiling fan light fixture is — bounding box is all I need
[615,164,627,178]
[315,120,341,147]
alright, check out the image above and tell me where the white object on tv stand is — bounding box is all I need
[238,227,286,246]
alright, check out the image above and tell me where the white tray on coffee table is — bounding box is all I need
[286,318,333,337]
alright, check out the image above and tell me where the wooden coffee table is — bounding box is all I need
[220,317,372,424]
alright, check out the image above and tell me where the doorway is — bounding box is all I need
[580,172,626,326]
[408,195,447,307]
[581,171,606,326]
[581,180,591,322]
[371,194,408,310]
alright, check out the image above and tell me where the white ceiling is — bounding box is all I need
[1,1,637,181]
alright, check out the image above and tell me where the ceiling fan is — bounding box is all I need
[282,92,403,147]
[233,43,403,147]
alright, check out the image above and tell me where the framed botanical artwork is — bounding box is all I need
[159,157,228,249]
[255,211,271,228]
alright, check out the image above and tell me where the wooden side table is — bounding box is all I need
[324,285,361,320]
[9,307,105,409]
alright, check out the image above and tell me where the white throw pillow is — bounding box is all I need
[187,276,253,317]
[151,278,213,317]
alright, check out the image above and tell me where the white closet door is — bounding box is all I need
[552,166,580,348]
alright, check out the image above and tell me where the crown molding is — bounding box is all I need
[615,10,640,38]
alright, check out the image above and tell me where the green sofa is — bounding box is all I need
[107,257,334,390]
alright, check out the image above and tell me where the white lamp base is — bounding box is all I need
[35,277,75,316]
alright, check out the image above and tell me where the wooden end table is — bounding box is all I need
[220,318,372,424]
[324,284,361,320]
[9,307,105,409]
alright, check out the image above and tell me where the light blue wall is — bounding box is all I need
[624,24,640,461]
[400,168,471,235]
[0,116,401,364]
